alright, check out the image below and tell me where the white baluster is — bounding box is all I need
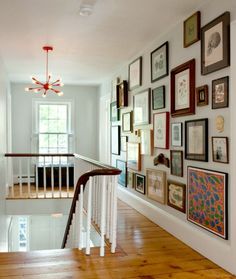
[51,157,54,198]
[19,158,22,197]
[10,157,14,198]
[27,157,31,198]
[111,176,118,253]
[59,156,62,198]
[78,184,84,250]
[35,159,39,198]
[75,200,79,247]
[86,177,92,255]
[106,176,111,239]
[43,157,46,198]
[100,175,107,256]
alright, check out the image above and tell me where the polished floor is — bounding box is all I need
[0,201,234,278]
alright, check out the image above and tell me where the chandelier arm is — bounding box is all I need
[51,79,60,85]
[51,88,61,94]
[27,87,43,90]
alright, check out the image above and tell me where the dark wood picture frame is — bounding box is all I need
[212,76,229,109]
[129,57,142,91]
[201,12,230,75]
[185,118,208,162]
[116,159,127,187]
[184,11,201,48]
[151,41,169,83]
[135,173,146,195]
[152,85,165,110]
[170,150,183,177]
[133,89,151,126]
[212,136,229,164]
[110,101,120,122]
[196,85,208,106]
[116,80,128,108]
[122,111,133,133]
[171,59,195,117]
[167,180,186,213]
[111,125,120,155]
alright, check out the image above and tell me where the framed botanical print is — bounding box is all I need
[212,137,229,164]
[111,126,120,155]
[183,11,201,48]
[135,174,145,194]
[116,80,128,108]
[187,166,228,239]
[110,101,120,122]
[127,171,134,189]
[146,169,166,204]
[122,111,133,132]
[212,76,229,109]
[153,112,169,149]
[121,136,128,152]
[171,59,195,117]
[129,57,142,90]
[116,160,127,187]
[196,85,208,106]
[127,142,141,171]
[201,12,230,75]
[140,129,154,156]
[133,89,151,126]
[151,42,169,82]
[170,150,183,177]
[171,122,182,147]
[167,180,186,213]
[152,86,165,110]
[185,118,208,161]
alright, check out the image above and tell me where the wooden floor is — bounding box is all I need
[0,200,235,278]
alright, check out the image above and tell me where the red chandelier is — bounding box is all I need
[25,46,64,97]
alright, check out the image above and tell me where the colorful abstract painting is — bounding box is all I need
[187,167,227,239]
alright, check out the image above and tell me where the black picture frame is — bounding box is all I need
[212,137,229,164]
[170,150,183,177]
[171,122,183,147]
[110,101,120,122]
[122,111,133,133]
[152,85,165,110]
[135,173,146,195]
[212,76,229,109]
[111,126,120,155]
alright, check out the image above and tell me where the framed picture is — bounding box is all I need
[187,166,228,239]
[183,11,201,48]
[171,122,182,147]
[185,118,208,162]
[140,130,154,156]
[196,85,208,106]
[116,80,128,108]
[116,160,127,187]
[212,76,229,109]
[146,169,166,204]
[151,42,169,82]
[171,59,195,117]
[121,136,128,152]
[135,174,145,194]
[167,180,186,213]
[110,101,120,122]
[152,86,165,110]
[129,57,142,90]
[111,126,120,155]
[153,112,169,149]
[133,89,151,126]
[212,137,229,164]
[127,142,141,171]
[122,111,133,133]
[201,12,230,75]
[170,150,183,177]
[127,171,134,189]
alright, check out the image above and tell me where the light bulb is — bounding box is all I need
[25,87,29,92]
[42,93,47,98]
[58,91,64,96]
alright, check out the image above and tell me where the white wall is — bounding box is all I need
[99,0,236,274]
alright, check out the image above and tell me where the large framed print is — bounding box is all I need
[110,101,120,122]
[184,11,201,48]
[212,137,229,164]
[111,126,120,155]
[116,80,128,109]
[151,41,169,82]
[129,57,142,91]
[201,12,230,75]
[122,111,133,133]
[135,174,145,195]
[116,160,127,187]
[212,76,229,109]
[171,59,195,117]
[170,150,183,177]
[185,118,208,162]
[167,180,186,213]
[153,112,169,149]
[152,86,165,110]
[140,129,153,156]
[171,122,182,147]
[187,166,228,239]
[146,169,166,204]
[133,89,151,126]
[127,142,141,171]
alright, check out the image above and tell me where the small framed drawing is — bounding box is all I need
[170,150,183,177]
[140,130,154,156]
[127,142,141,171]
[187,166,228,239]
[116,160,127,187]
[116,80,128,108]
[110,101,120,122]
[171,122,182,147]
[212,76,229,109]
[153,112,169,149]
[201,12,230,75]
[151,41,169,82]
[183,11,201,48]
[122,111,133,132]
[135,174,145,195]
[185,118,208,161]
[127,171,134,189]
[152,86,165,110]
[111,126,120,155]
[196,85,208,106]
[129,57,142,90]
[133,89,151,126]
[146,169,166,204]
[121,136,128,152]
[171,59,195,117]
[212,137,229,164]
[167,180,186,213]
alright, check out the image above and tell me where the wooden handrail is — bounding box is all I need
[61,168,121,249]
[5,153,74,157]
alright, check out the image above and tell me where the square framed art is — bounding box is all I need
[133,89,151,126]
[212,137,229,164]
[153,112,169,149]
[116,160,127,187]
[171,122,182,147]
[212,76,229,109]
[152,85,165,110]
[146,169,166,204]
[122,111,133,133]
[129,57,142,90]
[116,80,128,108]
[196,85,208,106]
[127,142,141,171]
[111,126,120,155]
[183,11,201,48]
[135,173,145,195]
[170,150,183,177]
[167,180,186,213]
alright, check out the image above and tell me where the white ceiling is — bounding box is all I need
[0,0,205,85]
